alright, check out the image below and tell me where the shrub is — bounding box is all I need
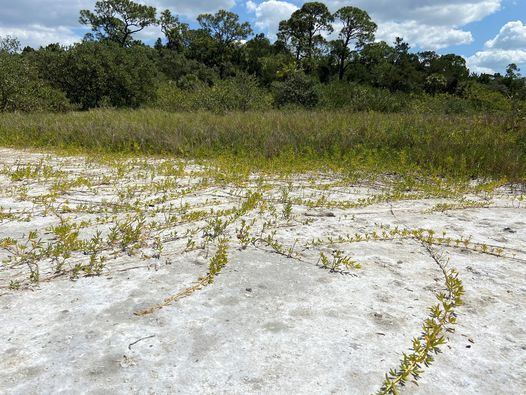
[462,82,513,113]
[47,42,159,110]
[319,82,408,112]
[272,72,320,108]
[154,73,271,113]
[210,73,272,112]
[0,52,72,112]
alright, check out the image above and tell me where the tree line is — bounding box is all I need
[0,0,524,112]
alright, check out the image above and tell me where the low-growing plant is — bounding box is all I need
[207,237,229,283]
[236,218,256,249]
[379,248,464,394]
[319,250,361,272]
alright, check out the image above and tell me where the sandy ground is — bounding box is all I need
[0,148,525,394]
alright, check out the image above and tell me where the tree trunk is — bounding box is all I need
[338,55,345,80]
[338,36,352,80]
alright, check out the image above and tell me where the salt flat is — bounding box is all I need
[0,148,525,394]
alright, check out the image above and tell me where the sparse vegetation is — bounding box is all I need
[0,148,524,393]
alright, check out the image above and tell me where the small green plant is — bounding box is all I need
[1,231,44,284]
[378,250,464,394]
[280,187,293,221]
[319,250,361,272]
[152,235,163,259]
[108,214,147,253]
[203,217,227,241]
[236,219,256,249]
[208,238,229,283]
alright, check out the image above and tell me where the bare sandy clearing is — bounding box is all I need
[0,148,525,394]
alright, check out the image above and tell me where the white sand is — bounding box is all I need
[0,148,525,394]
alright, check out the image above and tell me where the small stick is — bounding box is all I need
[128,335,155,350]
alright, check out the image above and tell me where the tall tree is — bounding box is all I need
[196,10,252,77]
[0,37,70,112]
[277,2,333,69]
[504,63,525,99]
[58,42,158,109]
[432,54,469,93]
[387,38,422,92]
[79,0,157,47]
[197,10,252,48]
[0,35,21,54]
[332,6,376,80]
[159,9,188,52]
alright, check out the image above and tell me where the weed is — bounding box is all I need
[319,250,361,272]
[379,248,464,394]
[236,219,256,250]
[207,238,229,283]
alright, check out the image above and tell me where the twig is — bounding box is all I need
[128,335,155,350]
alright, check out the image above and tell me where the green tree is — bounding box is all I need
[242,34,292,85]
[277,2,333,70]
[23,43,68,92]
[0,37,71,112]
[197,10,252,47]
[159,9,188,52]
[0,35,20,54]
[424,73,448,95]
[196,10,252,77]
[79,0,157,47]
[272,71,320,108]
[386,37,422,92]
[417,51,469,94]
[348,41,395,87]
[504,63,525,99]
[57,42,158,109]
[332,6,376,80]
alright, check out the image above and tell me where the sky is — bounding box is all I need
[0,0,524,74]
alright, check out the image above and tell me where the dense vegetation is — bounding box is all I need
[0,0,524,114]
[0,110,524,180]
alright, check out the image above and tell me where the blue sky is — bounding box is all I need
[0,0,524,74]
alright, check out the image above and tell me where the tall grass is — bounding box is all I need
[0,109,524,180]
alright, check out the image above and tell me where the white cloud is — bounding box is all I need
[467,20,526,74]
[152,0,236,18]
[485,20,526,49]
[335,0,500,49]
[467,49,526,74]
[0,25,80,48]
[245,0,298,38]
[377,21,473,50]
[0,0,93,27]
[0,0,518,60]
[246,0,502,50]
[246,1,258,12]
[350,0,501,27]
[0,0,92,47]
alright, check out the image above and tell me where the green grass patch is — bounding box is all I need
[0,109,524,180]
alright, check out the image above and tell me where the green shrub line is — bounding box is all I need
[152,76,524,115]
[0,109,524,180]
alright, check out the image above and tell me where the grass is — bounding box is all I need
[0,109,524,180]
